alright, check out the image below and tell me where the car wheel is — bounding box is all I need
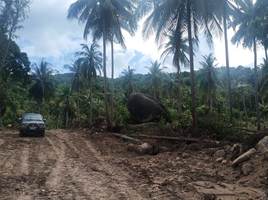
[19,131,24,137]
[40,131,45,137]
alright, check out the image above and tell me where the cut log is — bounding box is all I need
[138,134,219,144]
[110,133,141,142]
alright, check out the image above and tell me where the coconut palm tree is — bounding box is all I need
[108,4,137,121]
[121,65,138,97]
[162,73,178,109]
[67,0,137,127]
[259,58,268,96]
[64,59,86,122]
[231,0,262,130]
[146,61,167,99]
[160,28,190,116]
[75,43,102,126]
[58,84,76,129]
[213,0,240,123]
[29,60,57,113]
[197,53,221,112]
[136,0,222,128]
[232,84,253,129]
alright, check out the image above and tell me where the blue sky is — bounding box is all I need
[15,0,266,78]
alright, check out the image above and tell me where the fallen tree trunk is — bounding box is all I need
[110,133,141,142]
[138,134,219,144]
[234,128,257,133]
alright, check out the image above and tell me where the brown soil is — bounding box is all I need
[0,129,267,200]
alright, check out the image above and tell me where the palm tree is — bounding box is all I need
[120,65,138,97]
[58,84,76,129]
[136,0,222,128]
[64,59,86,122]
[49,99,63,129]
[29,60,57,113]
[162,73,178,109]
[75,43,102,126]
[259,58,268,95]
[197,53,221,112]
[146,61,167,99]
[160,28,190,116]
[67,0,137,127]
[108,3,137,121]
[231,0,262,130]
[214,0,240,123]
[232,84,253,129]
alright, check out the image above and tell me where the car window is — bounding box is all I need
[23,114,43,121]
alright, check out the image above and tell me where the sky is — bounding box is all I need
[15,0,266,78]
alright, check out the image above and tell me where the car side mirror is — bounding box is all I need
[18,118,21,120]
[44,119,46,121]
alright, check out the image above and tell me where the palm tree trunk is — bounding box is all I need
[209,91,212,112]
[89,76,93,126]
[77,88,80,122]
[238,102,242,126]
[111,36,114,121]
[187,1,197,128]
[177,66,182,116]
[102,20,112,127]
[66,109,69,129]
[223,14,232,123]
[153,89,156,99]
[242,94,249,129]
[254,38,260,130]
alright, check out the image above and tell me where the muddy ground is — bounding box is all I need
[0,129,267,200]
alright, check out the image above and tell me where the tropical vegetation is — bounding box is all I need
[0,0,268,140]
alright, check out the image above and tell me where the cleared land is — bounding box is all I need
[0,129,267,200]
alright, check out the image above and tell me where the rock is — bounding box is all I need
[222,160,228,165]
[126,93,169,123]
[127,143,157,155]
[181,153,190,159]
[215,157,224,162]
[232,148,256,167]
[214,150,225,159]
[241,162,253,176]
[256,136,268,153]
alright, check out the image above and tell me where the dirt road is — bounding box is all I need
[0,129,267,200]
[0,129,150,200]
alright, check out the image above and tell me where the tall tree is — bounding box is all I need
[162,73,177,109]
[231,0,262,130]
[64,59,86,122]
[108,2,137,121]
[214,0,240,123]
[121,65,138,97]
[146,60,166,99]
[232,84,253,129]
[58,84,76,129]
[197,53,221,112]
[75,43,102,126]
[29,60,57,113]
[136,0,222,128]
[0,0,31,82]
[67,0,136,127]
[160,28,190,116]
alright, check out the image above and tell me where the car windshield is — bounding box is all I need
[23,114,43,121]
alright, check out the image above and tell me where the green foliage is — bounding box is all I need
[198,113,236,140]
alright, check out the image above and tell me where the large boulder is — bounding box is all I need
[127,93,169,123]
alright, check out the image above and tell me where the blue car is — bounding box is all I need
[19,113,46,137]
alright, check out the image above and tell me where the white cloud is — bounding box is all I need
[14,0,266,77]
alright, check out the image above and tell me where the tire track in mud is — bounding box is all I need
[52,130,147,200]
